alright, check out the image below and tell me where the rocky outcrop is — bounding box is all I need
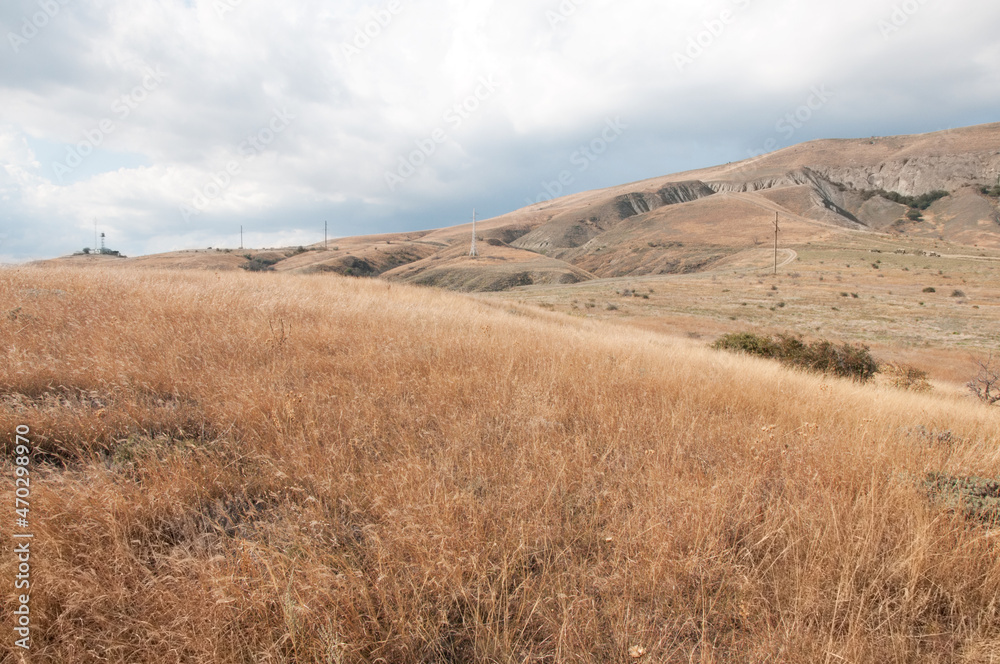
[809,153,1000,197]
[513,181,717,252]
[616,181,718,217]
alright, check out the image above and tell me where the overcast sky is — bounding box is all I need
[1,0,998,261]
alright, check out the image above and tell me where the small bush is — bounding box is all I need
[866,188,949,210]
[241,256,281,272]
[906,209,923,221]
[924,473,1000,525]
[713,332,879,382]
[923,287,936,293]
[968,354,1000,405]
[952,289,966,298]
[712,332,777,358]
[880,362,932,392]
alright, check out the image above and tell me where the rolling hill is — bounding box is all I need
[46,122,1000,291]
[2,265,999,662]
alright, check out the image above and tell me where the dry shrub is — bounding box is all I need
[880,362,933,392]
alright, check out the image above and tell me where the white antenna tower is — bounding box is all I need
[469,208,478,257]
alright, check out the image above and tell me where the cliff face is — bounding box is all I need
[808,153,1000,197]
[513,181,718,252]
[616,182,718,216]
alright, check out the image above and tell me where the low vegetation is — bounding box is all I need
[924,473,1000,525]
[1,267,999,662]
[968,353,1000,405]
[712,331,879,382]
[241,254,281,272]
[879,361,933,392]
[862,188,950,210]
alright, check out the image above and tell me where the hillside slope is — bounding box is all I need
[2,266,999,662]
[39,123,1000,288]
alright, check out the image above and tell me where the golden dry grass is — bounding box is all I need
[2,266,999,663]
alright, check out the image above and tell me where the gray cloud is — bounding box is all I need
[0,0,998,261]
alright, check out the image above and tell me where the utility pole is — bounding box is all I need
[469,209,478,257]
[324,220,328,250]
[240,225,243,250]
[94,219,97,255]
[773,212,779,276]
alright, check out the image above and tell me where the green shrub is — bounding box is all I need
[863,188,949,210]
[923,286,936,293]
[713,332,879,382]
[241,256,281,272]
[712,332,778,358]
[924,473,1000,525]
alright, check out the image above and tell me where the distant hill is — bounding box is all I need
[42,122,1000,290]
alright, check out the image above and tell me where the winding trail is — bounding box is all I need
[776,249,798,269]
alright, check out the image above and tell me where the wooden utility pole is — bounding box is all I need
[773,212,779,275]
[469,209,478,257]
[324,220,328,250]
[240,225,243,250]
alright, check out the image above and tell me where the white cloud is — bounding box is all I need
[0,0,998,260]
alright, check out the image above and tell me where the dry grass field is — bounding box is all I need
[2,265,1000,663]
[501,232,1000,387]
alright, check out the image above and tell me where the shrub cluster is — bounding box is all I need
[241,255,281,272]
[712,332,879,382]
[924,473,1000,526]
[861,189,949,210]
[880,362,932,392]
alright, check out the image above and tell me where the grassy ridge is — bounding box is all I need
[2,267,999,663]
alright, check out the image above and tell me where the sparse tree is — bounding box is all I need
[968,353,1000,405]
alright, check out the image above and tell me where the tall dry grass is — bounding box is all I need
[1,265,999,663]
